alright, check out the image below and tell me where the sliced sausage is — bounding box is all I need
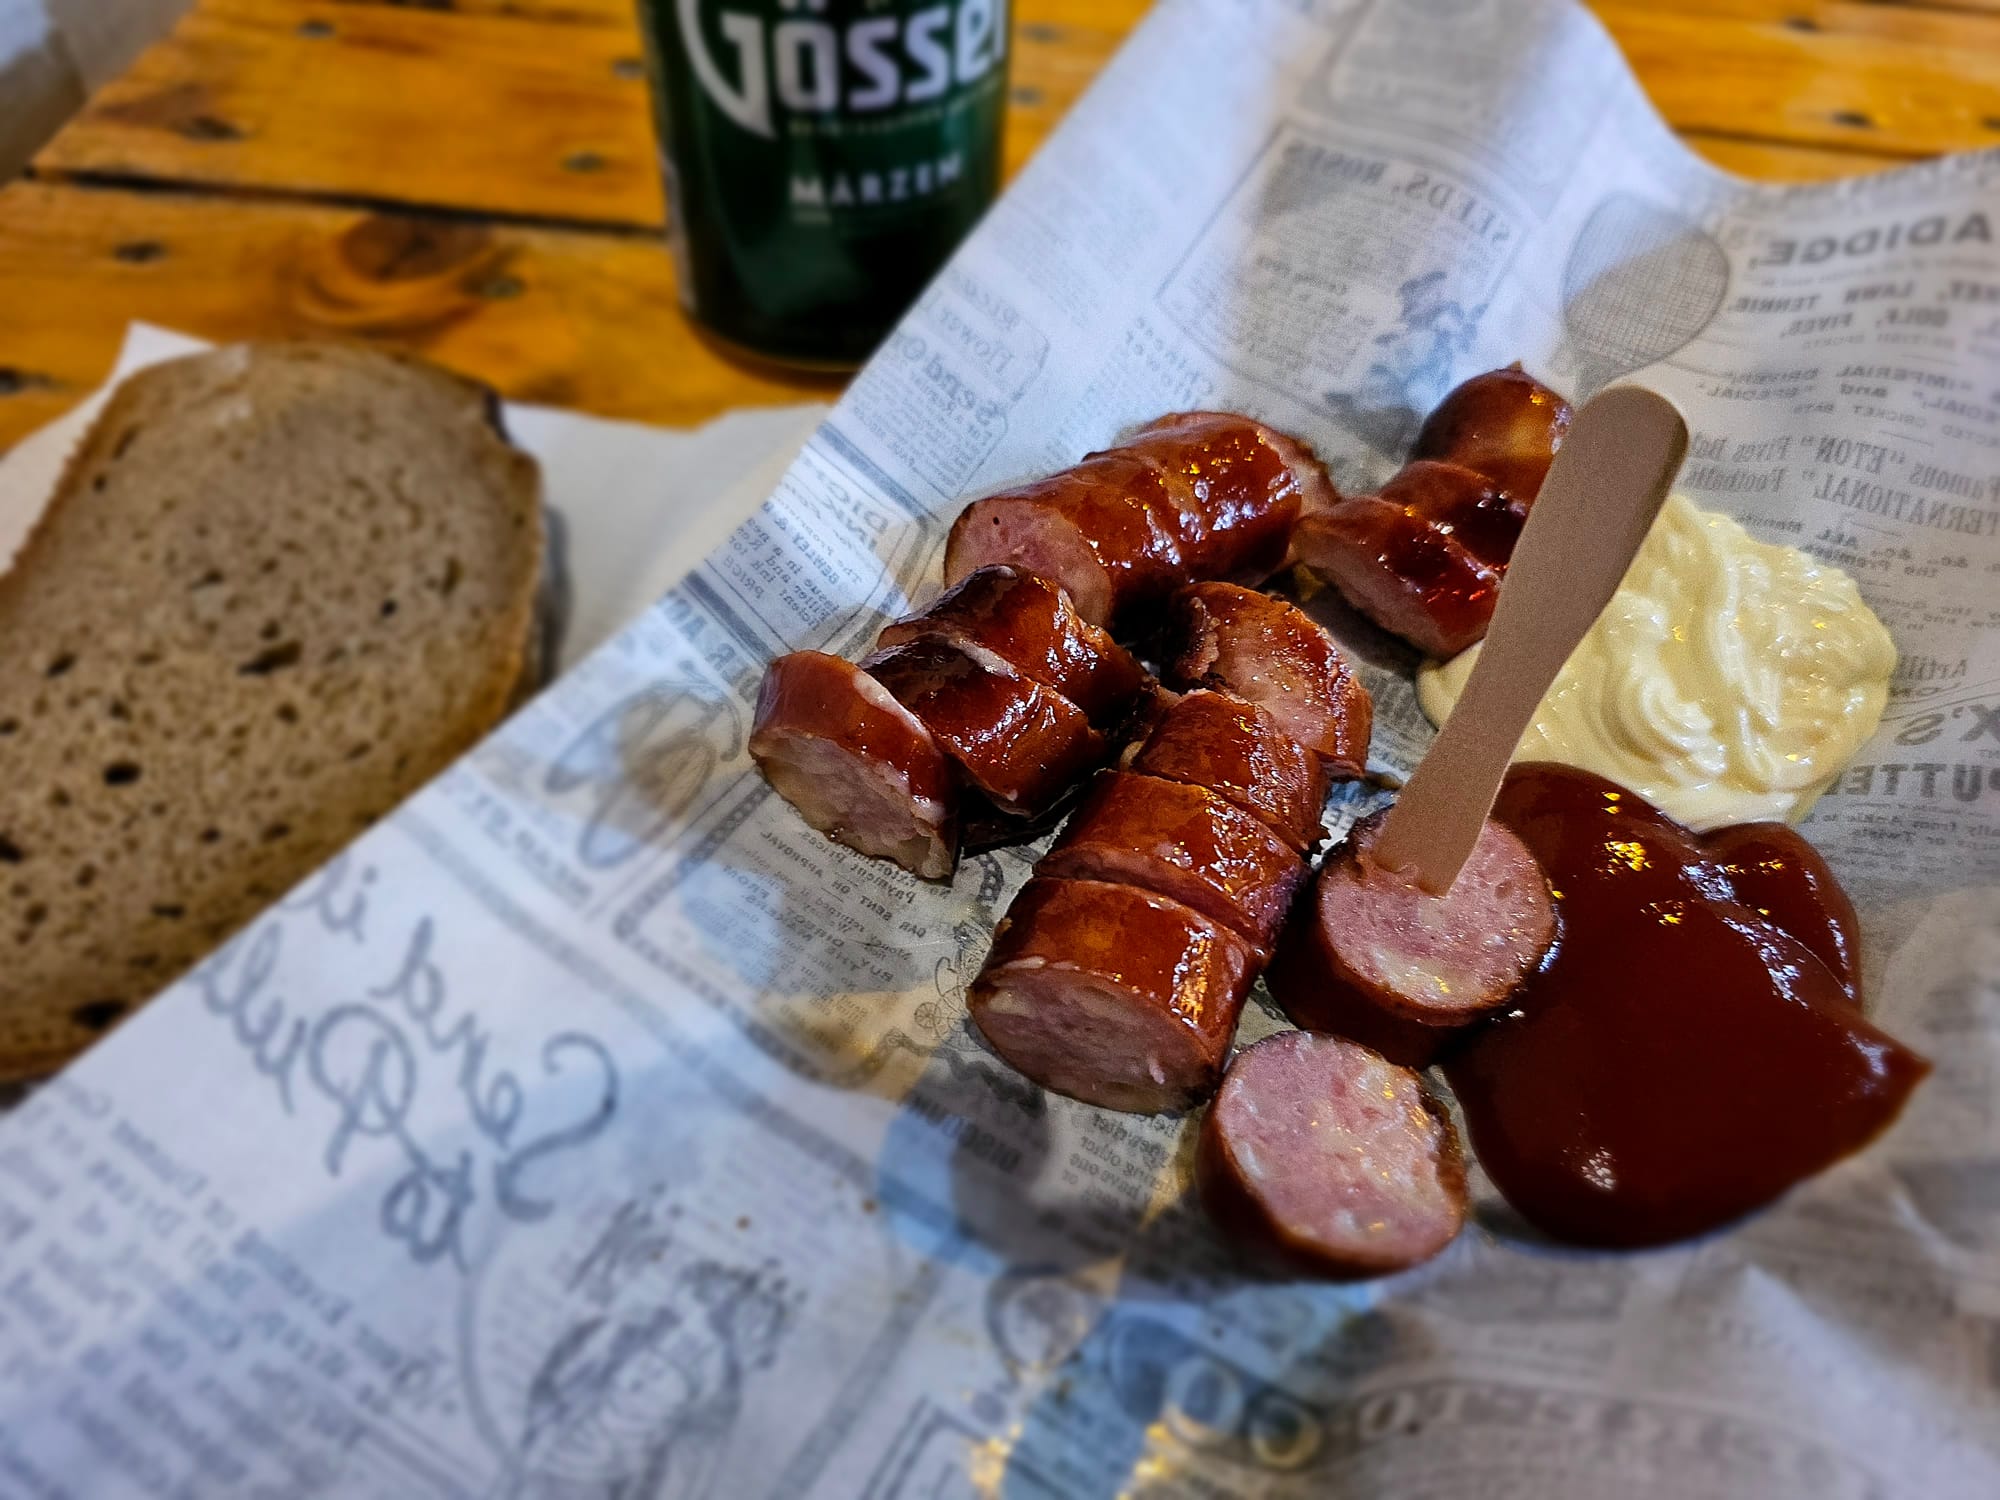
[876,566,1147,727]
[1111,413,1334,581]
[1036,770,1305,955]
[1198,1031,1468,1278]
[943,459,1186,627]
[1704,821,1862,1004]
[1161,582,1373,765]
[968,878,1258,1113]
[749,651,959,880]
[1411,365,1572,504]
[1378,459,1527,570]
[862,638,1106,818]
[1291,496,1500,659]
[1266,810,1556,1066]
[1126,689,1330,849]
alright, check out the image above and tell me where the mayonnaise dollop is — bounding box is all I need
[1415,493,1896,829]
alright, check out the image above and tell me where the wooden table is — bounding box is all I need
[4,0,1999,453]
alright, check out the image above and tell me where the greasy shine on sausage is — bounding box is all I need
[862,637,1107,817]
[945,415,1337,628]
[1111,412,1335,581]
[876,565,1148,727]
[1292,366,1572,658]
[968,878,1259,1114]
[1377,459,1527,569]
[1036,770,1305,956]
[1291,495,1500,660]
[1126,689,1330,850]
[1410,364,1573,504]
[944,460,1189,628]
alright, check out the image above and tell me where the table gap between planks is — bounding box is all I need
[4,0,2000,451]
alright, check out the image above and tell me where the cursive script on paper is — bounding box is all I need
[193,855,620,1271]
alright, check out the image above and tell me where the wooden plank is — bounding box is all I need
[42,0,1992,227]
[35,0,1144,229]
[0,179,833,452]
[0,135,1924,457]
[1591,0,2000,157]
[34,0,663,227]
[323,0,637,24]
[1677,131,1923,182]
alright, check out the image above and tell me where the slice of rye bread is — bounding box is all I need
[0,342,544,1077]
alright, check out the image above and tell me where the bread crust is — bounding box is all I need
[0,342,543,1076]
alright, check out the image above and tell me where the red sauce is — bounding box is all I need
[1445,763,1928,1249]
[1702,821,1862,1004]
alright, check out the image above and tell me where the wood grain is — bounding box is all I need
[1679,131,1919,181]
[32,0,1143,228]
[1592,0,2000,158]
[33,0,2000,226]
[0,179,834,449]
[33,0,664,227]
[7,0,2000,453]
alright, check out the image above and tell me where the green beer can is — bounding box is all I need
[638,0,1011,368]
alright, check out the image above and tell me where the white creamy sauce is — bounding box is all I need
[1416,493,1896,829]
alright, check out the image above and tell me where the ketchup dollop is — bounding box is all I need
[1445,763,1928,1249]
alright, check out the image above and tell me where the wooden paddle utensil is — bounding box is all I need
[1372,384,1689,894]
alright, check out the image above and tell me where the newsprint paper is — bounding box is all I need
[6,0,2000,1494]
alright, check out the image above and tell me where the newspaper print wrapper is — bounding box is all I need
[4,0,2000,1495]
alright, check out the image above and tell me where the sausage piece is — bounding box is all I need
[876,566,1147,727]
[1036,771,1305,955]
[1198,1031,1468,1278]
[1703,821,1862,1004]
[944,458,1186,628]
[1266,810,1556,1066]
[1161,582,1372,766]
[1291,496,1500,659]
[1126,689,1330,850]
[1411,365,1572,504]
[969,878,1258,1113]
[749,651,959,880]
[1112,413,1335,581]
[1378,460,1527,570]
[863,638,1106,817]
[944,416,1335,627]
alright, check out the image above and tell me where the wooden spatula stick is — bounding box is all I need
[1372,385,1689,894]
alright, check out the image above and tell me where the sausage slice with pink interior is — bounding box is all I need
[1161,582,1372,770]
[943,459,1186,628]
[968,878,1258,1114]
[1198,1031,1468,1279]
[750,651,959,881]
[1266,809,1556,1066]
[1291,496,1501,659]
[876,565,1147,727]
[1036,770,1305,955]
[1126,689,1330,851]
